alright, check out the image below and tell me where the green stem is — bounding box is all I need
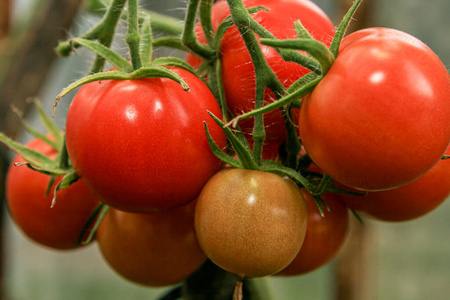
[227,0,287,165]
[199,0,215,47]
[126,0,142,70]
[145,10,183,36]
[182,0,215,59]
[260,38,335,74]
[89,0,127,73]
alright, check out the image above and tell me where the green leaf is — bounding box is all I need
[51,171,80,208]
[329,0,363,57]
[130,67,190,91]
[10,104,60,150]
[260,160,314,192]
[151,57,198,75]
[204,122,241,169]
[208,111,259,170]
[225,76,321,127]
[33,99,64,147]
[314,174,335,196]
[260,38,335,74]
[294,19,313,40]
[0,132,60,171]
[70,38,133,72]
[53,70,130,116]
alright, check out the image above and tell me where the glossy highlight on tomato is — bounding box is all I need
[277,189,349,275]
[96,201,206,287]
[187,0,335,145]
[65,67,227,213]
[299,27,450,191]
[195,168,308,278]
[6,137,99,250]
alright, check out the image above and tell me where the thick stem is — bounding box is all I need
[227,0,286,165]
[126,0,142,70]
[199,0,215,47]
[182,0,215,59]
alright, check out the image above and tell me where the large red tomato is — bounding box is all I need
[277,189,349,275]
[337,147,450,222]
[187,0,335,145]
[299,28,450,191]
[96,201,206,287]
[65,67,226,213]
[6,137,99,250]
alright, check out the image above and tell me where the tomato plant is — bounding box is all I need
[65,67,227,213]
[96,201,206,287]
[6,137,99,250]
[277,189,349,276]
[187,0,335,145]
[299,27,450,191]
[337,147,450,222]
[195,168,308,278]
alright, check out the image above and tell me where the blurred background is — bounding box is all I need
[0,0,449,299]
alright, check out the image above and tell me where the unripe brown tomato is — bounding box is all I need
[277,189,350,276]
[195,168,308,278]
[96,201,206,287]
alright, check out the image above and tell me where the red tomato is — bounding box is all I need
[337,147,450,222]
[299,27,450,191]
[65,67,226,213]
[96,201,206,287]
[186,0,335,145]
[6,137,99,250]
[277,189,349,275]
[195,168,308,278]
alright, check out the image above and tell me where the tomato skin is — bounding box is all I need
[187,0,335,145]
[96,201,206,287]
[195,168,308,278]
[6,138,99,250]
[65,67,226,213]
[338,147,450,222]
[277,189,349,276]
[299,27,450,191]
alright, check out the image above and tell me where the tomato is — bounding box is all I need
[337,147,450,222]
[186,0,335,145]
[299,27,450,191]
[195,168,308,278]
[96,201,206,287]
[6,137,99,250]
[277,189,349,276]
[65,67,227,213]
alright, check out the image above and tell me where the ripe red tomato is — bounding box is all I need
[65,67,226,213]
[337,147,450,222]
[186,0,335,145]
[6,137,99,250]
[277,189,349,276]
[195,168,308,278]
[299,27,450,191]
[96,201,206,287]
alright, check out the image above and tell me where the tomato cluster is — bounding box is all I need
[3,0,450,297]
